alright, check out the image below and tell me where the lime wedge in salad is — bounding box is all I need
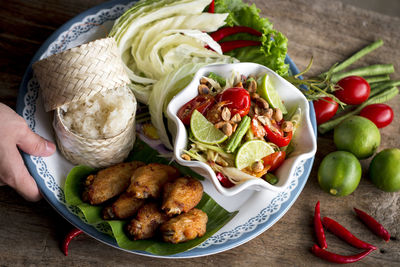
[257,73,287,114]
[235,140,275,170]
[190,110,227,144]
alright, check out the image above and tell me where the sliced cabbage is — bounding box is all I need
[110,0,231,103]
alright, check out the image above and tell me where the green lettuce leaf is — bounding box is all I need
[214,0,289,76]
[64,139,237,255]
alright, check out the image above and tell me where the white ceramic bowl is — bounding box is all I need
[166,63,317,196]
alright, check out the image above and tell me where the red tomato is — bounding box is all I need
[335,76,370,105]
[313,97,339,125]
[264,122,293,147]
[177,95,215,125]
[216,87,251,117]
[360,104,394,128]
[262,151,286,171]
[216,172,235,188]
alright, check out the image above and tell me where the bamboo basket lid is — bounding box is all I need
[32,37,130,112]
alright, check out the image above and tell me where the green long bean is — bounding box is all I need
[364,75,390,84]
[331,64,394,83]
[330,39,384,74]
[370,80,400,97]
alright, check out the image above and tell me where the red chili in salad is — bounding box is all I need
[62,228,83,256]
[322,216,377,250]
[216,172,235,188]
[311,244,374,264]
[208,0,215,13]
[219,40,262,53]
[314,201,327,249]
[354,207,391,242]
[210,26,262,42]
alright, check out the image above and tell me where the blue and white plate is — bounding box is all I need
[16,0,317,258]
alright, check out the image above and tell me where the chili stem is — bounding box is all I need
[354,208,391,242]
[311,244,374,264]
[318,86,399,134]
[328,39,384,75]
[322,217,377,250]
[364,75,390,84]
[331,64,394,83]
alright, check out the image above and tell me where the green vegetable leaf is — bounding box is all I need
[64,138,237,255]
[214,0,289,76]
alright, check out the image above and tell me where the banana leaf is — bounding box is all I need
[64,139,238,256]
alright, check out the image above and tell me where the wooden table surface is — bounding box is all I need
[1,0,399,266]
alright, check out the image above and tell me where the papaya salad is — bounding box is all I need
[177,71,301,188]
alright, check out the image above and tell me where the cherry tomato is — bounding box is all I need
[313,97,339,125]
[264,122,293,147]
[216,87,251,117]
[335,76,370,105]
[177,94,215,125]
[216,172,235,188]
[262,151,286,171]
[360,103,394,128]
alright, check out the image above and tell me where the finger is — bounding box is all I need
[17,127,56,157]
[0,146,42,202]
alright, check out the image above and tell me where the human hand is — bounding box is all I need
[0,103,56,201]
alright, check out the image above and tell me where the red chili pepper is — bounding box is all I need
[354,207,391,242]
[216,172,235,188]
[208,0,215,13]
[322,217,377,250]
[210,26,262,42]
[314,201,327,249]
[219,40,261,53]
[62,228,83,256]
[311,244,374,264]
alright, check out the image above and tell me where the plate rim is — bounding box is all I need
[16,0,317,258]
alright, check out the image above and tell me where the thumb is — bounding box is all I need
[17,128,56,157]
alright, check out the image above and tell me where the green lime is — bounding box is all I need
[318,151,362,196]
[257,73,287,114]
[235,140,274,170]
[369,148,400,192]
[190,109,227,144]
[334,116,380,159]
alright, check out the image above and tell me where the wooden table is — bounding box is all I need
[1,0,399,265]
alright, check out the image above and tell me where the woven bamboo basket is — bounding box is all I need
[32,37,136,168]
[33,37,130,112]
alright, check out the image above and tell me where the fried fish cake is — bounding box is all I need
[82,161,145,205]
[126,163,180,199]
[161,176,203,217]
[160,208,208,244]
[102,192,146,220]
[126,202,168,240]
